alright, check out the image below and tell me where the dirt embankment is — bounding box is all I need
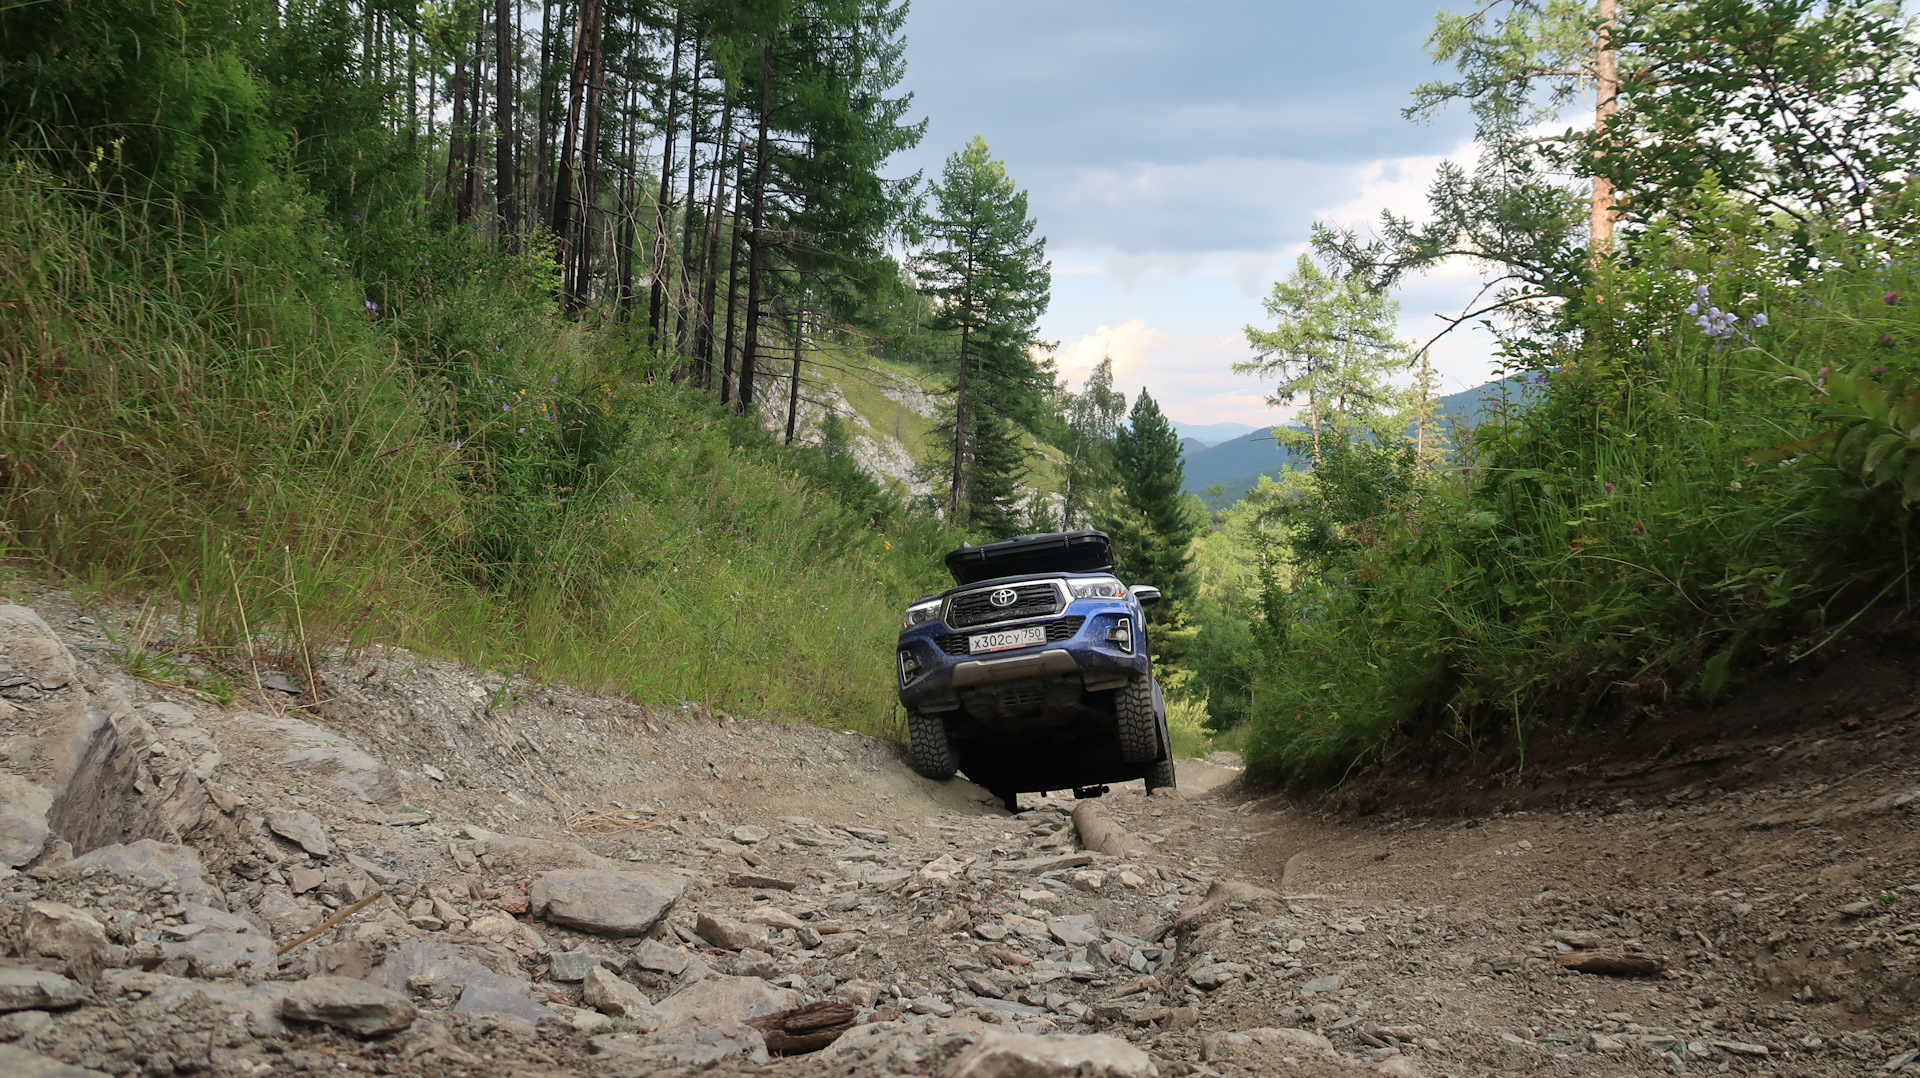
[0,587,1915,1078]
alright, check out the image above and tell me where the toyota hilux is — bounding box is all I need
[894,529,1174,811]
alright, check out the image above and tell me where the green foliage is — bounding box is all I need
[916,135,1053,531]
[1600,0,1920,246]
[1098,392,1201,602]
[1207,211,1920,786]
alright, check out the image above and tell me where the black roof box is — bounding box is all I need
[943,529,1115,586]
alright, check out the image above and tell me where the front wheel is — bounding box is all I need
[906,709,956,780]
[1145,756,1177,793]
[1115,674,1161,764]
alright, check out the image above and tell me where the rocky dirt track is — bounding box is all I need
[2,589,1917,1078]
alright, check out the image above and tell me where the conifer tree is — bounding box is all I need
[1099,391,1200,604]
[916,135,1051,530]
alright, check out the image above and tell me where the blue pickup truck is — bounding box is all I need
[894,529,1175,811]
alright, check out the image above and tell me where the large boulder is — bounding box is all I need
[529,867,687,936]
[0,1043,110,1077]
[0,775,52,868]
[373,940,553,1025]
[0,968,89,1012]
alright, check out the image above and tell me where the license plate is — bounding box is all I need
[969,625,1047,654]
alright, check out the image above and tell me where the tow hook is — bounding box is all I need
[1072,785,1109,799]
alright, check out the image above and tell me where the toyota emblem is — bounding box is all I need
[988,588,1018,607]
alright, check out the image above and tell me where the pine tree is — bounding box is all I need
[1099,391,1200,603]
[916,135,1051,529]
[1058,356,1126,529]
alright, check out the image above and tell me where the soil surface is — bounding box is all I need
[1,585,1916,1078]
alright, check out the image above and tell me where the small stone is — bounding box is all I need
[1069,871,1106,892]
[261,673,302,694]
[1047,914,1101,947]
[698,912,771,952]
[1837,901,1879,917]
[468,912,518,937]
[289,868,325,894]
[1589,1032,1626,1052]
[734,948,778,979]
[945,1029,1157,1078]
[975,923,1011,941]
[0,969,87,1012]
[1117,870,1144,889]
[728,873,798,891]
[1488,954,1524,973]
[21,902,109,973]
[909,995,954,1017]
[729,826,770,844]
[843,826,889,843]
[632,939,691,975]
[1187,962,1251,989]
[1308,1002,1344,1024]
[651,974,803,1028]
[962,972,1006,999]
[266,810,332,858]
[1301,974,1345,994]
[280,975,416,1037]
[741,906,807,932]
[530,867,688,937]
[582,967,656,1023]
[422,765,448,782]
[497,894,529,915]
[550,949,601,983]
[1709,1039,1770,1057]
[836,980,879,1008]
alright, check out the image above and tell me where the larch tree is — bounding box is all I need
[915,134,1050,530]
[1098,390,1200,610]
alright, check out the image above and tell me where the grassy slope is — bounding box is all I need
[0,171,955,739]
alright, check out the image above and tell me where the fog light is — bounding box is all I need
[898,649,922,684]
[1106,617,1133,654]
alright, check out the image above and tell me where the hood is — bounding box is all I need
[943,529,1115,586]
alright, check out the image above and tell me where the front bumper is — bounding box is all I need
[896,603,1146,715]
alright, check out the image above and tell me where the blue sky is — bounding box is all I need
[891,0,1503,427]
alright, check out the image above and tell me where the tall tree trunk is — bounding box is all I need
[406,27,418,155]
[1590,0,1618,261]
[569,5,606,311]
[550,0,595,296]
[461,9,485,225]
[950,323,969,519]
[446,47,469,212]
[737,42,773,414]
[495,0,517,247]
[674,39,705,355]
[533,0,557,230]
[785,305,803,444]
[693,110,733,387]
[617,79,640,321]
[647,12,685,343]
[720,130,746,405]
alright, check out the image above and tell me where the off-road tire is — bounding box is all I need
[1145,756,1177,793]
[906,709,957,780]
[1115,673,1160,764]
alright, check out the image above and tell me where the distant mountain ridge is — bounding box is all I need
[1179,377,1518,504]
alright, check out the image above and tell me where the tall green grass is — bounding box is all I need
[0,168,954,734]
[1205,206,1920,786]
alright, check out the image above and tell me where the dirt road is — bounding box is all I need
[1,591,1916,1077]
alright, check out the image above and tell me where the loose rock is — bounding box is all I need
[280,975,417,1037]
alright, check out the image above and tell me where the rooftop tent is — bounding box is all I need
[943,529,1115,586]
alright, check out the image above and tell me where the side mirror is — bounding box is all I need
[1132,585,1161,606]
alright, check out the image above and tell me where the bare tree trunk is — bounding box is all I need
[674,38,705,355]
[720,130,746,406]
[785,305,803,444]
[495,0,517,247]
[570,5,606,310]
[460,8,485,225]
[617,79,640,321]
[446,46,469,213]
[737,42,773,414]
[406,27,418,155]
[647,12,685,340]
[693,109,733,387]
[534,0,558,230]
[950,323,969,518]
[550,0,595,297]
[1590,0,1618,261]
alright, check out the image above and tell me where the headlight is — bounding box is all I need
[1067,576,1127,599]
[901,599,942,630]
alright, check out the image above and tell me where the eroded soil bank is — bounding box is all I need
[1,587,1915,1078]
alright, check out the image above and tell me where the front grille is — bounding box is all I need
[946,582,1064,629]
[935,616,1084,656]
